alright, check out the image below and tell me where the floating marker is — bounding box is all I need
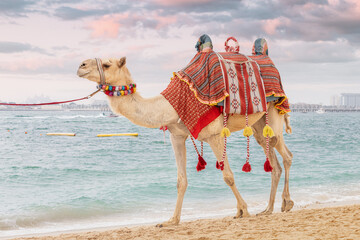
[97,133,138,137]
[46,133,76,136]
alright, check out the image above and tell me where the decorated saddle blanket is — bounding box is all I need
[175,51,267,115]
[248,55,291,114]
[161,74,221,139]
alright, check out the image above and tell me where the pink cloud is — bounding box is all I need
[261,17,291,35]
[87,13,129,39]
[0,58,64,71]
[87,12,178,39]
[152,14,177,29]
[152,0,213,6]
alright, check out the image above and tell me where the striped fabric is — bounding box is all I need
[248,54,291,114]
[217,54,267,115]
[176,51,267,115]
[177,51,258,106]
[161,75,221,139]
[176,51,227,105]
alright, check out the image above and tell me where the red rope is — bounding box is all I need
[0,89,100,106]
[220,114,228,164]
[245,115,250,163]
[265,112,269,159]
[190,136,202,157]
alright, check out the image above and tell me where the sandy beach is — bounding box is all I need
[11,204,360,240]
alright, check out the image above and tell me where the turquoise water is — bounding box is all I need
[0,111,359,238]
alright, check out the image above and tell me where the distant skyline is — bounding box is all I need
[1,0,360,105]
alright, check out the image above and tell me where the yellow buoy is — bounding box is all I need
[97,133,138,137]
[46,133,76,136]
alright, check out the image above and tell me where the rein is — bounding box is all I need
[0,58,134,106]
[0,89,100,106]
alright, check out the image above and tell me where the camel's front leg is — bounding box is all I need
[156,134,188,227]
[275,135,294,212]
[206,134,250,218]
[252,117,282,215]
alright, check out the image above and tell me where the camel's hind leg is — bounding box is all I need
[252,115,282,215]
[206,134,250,218]
[275,135,294,212]
[157,134,188,227]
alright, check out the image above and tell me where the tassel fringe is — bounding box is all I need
[243,126,253,137]
[263,125,274,138]
[196,155,207,172]
[242,162,251,172]
[216,161,224,171]
[221,127,231,138]
[264,159,273,172]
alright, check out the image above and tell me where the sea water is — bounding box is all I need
[0,111,359,238]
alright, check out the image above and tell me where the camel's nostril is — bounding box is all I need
[80,63,86,68]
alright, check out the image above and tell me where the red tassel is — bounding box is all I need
[216,161,224,171]
[242,162,251,172]
[264,159,273,172]
[196,155,207,172]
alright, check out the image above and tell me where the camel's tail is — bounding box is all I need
[284,113,292,134]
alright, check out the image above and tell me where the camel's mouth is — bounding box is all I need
[77,70,90,78]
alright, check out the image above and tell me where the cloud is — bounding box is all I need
[0,57,63,71]
[272,38,360,63]
[87,14,125,38]
[261,17,291,35]
[54,6,106,20]
[0,41,49,54]
[152,0,213,6]
[87,11,178,39]
[0,0,35,16]
[138,0,241,13]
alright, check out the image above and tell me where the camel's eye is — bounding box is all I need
[103,62,111,68]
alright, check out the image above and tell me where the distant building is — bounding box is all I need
[330,95,341,106]
[41,105,62,110]
[341,93,360,107]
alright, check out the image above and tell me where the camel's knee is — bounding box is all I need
[269,136,279,148]
[286,146,293,161]
[272,165,282,178]
[223,175,235,187]
[177,175,188,191]
[281,147,293,168]
[283,158,292,169]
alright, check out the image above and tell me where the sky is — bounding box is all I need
[0,0,360,105]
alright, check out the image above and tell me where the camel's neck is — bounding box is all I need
[107,92,179,128]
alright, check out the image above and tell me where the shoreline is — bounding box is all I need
[8,203,360,240]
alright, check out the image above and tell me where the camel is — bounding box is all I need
[77,57,294,226]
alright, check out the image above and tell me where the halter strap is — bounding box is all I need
[95,58,106,85]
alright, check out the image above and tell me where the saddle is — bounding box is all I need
[175,48,267,116]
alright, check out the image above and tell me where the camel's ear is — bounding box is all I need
[118,57,126,68]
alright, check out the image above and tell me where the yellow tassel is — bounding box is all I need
[263,125,275,138]
[243,126,253,137]
[221,127,231,138]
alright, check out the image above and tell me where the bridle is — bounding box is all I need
[94,58,137,97]
[95,58,106,85]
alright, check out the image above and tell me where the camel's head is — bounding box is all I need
[77,57,132,86]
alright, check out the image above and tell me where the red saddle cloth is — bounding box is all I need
[175,51,267,114]
[248,55,291,114]
[161,51,267,138]
[161,74,221,139]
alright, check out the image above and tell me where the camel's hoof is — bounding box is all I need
[256,208,273,216]
[234,209,250,219]
[281,199,294,212]
[156,219,179,228]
